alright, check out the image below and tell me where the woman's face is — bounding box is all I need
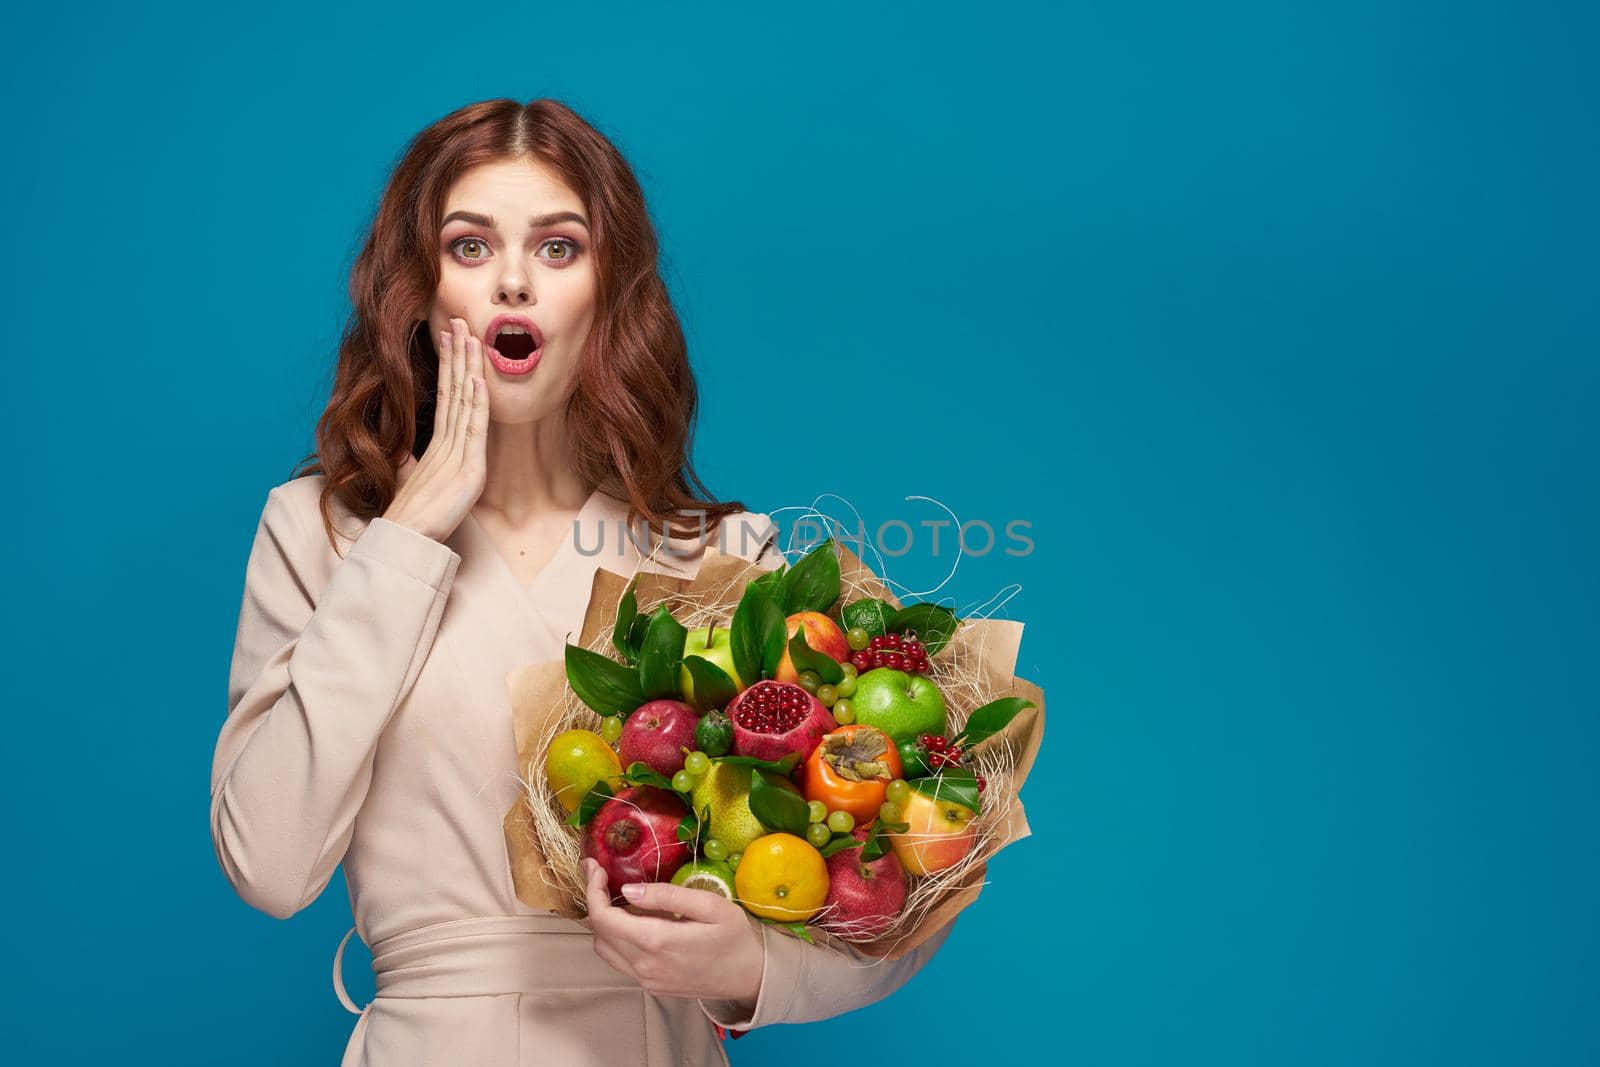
[424,156,596,423]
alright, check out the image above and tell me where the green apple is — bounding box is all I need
[680,623,744,705]
[850,668,947,743]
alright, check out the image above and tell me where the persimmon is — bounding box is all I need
[802,724,903,825]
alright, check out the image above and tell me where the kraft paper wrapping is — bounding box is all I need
[504,542,1045,960]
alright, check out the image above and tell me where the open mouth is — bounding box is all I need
[493,331,539,361]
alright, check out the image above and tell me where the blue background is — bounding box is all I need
[5,1,1595,1063]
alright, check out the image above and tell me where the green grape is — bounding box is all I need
[885,779,912,806]
[798,670,822,693]
[672,769,695,792]
[840,663,859,679]
[684,751,710,776]
[835,674,857,698]
[727,852,743,870]
[816,684,837,706]
[879,800,903,823]
[703,838,728,862]
[600,716,623,743]
[826,809,855,834]
[807,800,828,824]
[806,822,832,848]
[846,627,870,651]
[832,699,855,725]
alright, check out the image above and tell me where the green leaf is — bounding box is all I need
[565,778,616,829]
[949,697,1036,750]
[622,761,675,791]
[565,643,645,717]
[817,834,861,859]
[759,917,815,944]
[627,614,651,656]
[732,584,786,684]
[637,605,688,700]
[612,576,642,665]
[787,628,844,684]
[682,656,738,713]
[886,602,961,657]
[750,564,788,600]
[860,813,909,862]
[713,751,802,775]
[676,805,710,845]
[909,767,982,815]
[749,768,810,836]
[782,537,841,615]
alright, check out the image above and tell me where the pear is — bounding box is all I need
[688,761,802,854]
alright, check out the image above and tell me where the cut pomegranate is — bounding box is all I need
[727,680,836,763]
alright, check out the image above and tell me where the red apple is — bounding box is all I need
[822,827,908,940]
[618,699,699,777]
[887,789,978,876]
[774,611,850,683]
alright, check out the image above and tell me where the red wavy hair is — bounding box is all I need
[291,97,747,549]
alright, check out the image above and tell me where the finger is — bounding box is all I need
[466,371,489,468]
[448,319,469,456]
[581,858,618,931]
[464,337,486,442]
[589,930,640,982]
[432,329,451,438]
[619,881,732,925]
[435,328,457,445]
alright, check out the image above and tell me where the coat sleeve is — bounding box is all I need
[210,486,461,919]
[698,914,958,1029]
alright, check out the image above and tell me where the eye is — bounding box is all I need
[449,236,491,262]
[541,237,583,265]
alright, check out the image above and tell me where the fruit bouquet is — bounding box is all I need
[503,535,1044,959]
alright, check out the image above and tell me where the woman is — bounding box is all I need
[210,98,954,1066]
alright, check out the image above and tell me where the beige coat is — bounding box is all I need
[211,475,954,1066]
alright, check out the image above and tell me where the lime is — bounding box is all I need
[842,598,894,638]
[544,729,623,813]
[671,859,736,900]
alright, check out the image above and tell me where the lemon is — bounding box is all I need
[543,728,623,813]
[733,832,829,922]
[688,761,803,854]
[670,860,736,900]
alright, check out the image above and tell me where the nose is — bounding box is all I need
[494,260,533,306]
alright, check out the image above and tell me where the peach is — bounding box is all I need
[774,611,851,683]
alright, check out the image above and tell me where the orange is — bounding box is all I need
[733,833,830,922]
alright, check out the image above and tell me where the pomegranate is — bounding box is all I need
[727,680,836,763]
[821,827,908,940]
[618,698,700,777]
[581,785,691,902]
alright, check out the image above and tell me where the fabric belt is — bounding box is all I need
[333,913,637,1011]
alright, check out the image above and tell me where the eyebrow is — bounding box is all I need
[440,209,590,232]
